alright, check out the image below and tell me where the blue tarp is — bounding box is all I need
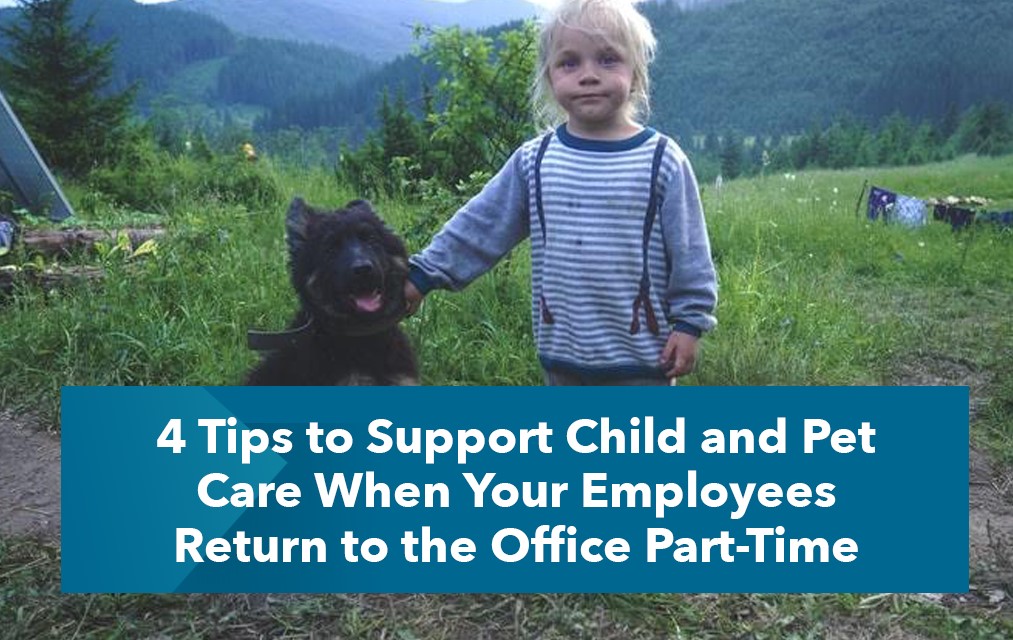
[0,88,73,221]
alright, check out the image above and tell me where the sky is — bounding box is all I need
[0,0,176,5]
[0,0,562,7]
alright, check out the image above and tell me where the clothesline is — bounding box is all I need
[866,185,1012,231]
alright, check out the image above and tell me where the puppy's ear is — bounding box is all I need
[343,199,375,216]
[286,197,312,256]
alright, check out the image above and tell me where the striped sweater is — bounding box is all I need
[408,125,718,379]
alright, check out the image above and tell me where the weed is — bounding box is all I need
[2,154,1013,637]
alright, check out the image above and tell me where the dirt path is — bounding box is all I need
[896,354,1013,606]
[0,409,61,539]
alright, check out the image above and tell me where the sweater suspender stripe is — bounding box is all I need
[533,132,555,324]
[533,131,554,242]
[631,136,669,336]
[533,133,669,334]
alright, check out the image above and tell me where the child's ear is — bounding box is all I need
[285,197,312,257]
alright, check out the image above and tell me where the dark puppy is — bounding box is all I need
[246,198,418,385]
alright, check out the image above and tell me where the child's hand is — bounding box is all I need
[660,331,699,380]
[404,281,424,316]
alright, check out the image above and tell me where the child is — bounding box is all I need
[405,0,717,385]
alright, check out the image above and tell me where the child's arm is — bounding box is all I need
[407,149,531,297]
[658,146,717,379]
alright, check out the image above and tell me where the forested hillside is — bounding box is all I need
[2,0,1011,147]
[172,0,539,61]
[252,0,1013,141]
[215,38,374,112]
[0,0,375,114]
[645,0,1013,136]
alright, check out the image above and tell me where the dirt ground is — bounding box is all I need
[0,409,61,539]
[1,364,1011,610]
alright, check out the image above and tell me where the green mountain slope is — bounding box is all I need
[646,0,1013,135]
[0,0,376,115]
[2,0,1010,142]
[171,0,541,61]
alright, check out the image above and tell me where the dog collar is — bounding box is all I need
[246,311,405,352]
[247,318,314,352]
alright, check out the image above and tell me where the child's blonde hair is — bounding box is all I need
[532,0,657,131]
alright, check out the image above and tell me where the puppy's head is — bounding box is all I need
[286,197,409,333]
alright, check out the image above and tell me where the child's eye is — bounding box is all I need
[599,54,620,66]
[557,58,578,69]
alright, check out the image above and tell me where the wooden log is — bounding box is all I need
[19,228,164,258]
[0,264,104,296]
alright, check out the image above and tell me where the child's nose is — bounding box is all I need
[578,66,600,84]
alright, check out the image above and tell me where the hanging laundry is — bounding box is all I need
[935,205,976,231]
[867,186,896,221]
[977,211,1013,228]
[0,216,16,257]
[893,195,928,227]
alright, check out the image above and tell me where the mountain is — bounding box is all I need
[3,0,1010,143]
[643,0,1013,135]
[0,0,377,113]
[165,0,743,61]
[169,0,543,61]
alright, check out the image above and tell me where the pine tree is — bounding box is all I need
[957,103,1012,157]
[719,131,744,180]
[378,90,423,164]
[0,0,134,177]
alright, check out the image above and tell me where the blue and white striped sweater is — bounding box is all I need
[409,125,717,379]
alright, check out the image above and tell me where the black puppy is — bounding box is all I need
[246,198,418,385]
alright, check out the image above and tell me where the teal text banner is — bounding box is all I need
[61,386,968,593]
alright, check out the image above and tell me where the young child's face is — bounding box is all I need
[548,25,635,138]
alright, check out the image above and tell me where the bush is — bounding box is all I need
[88,141,283,213]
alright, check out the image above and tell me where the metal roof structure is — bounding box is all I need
[0,87,74,221]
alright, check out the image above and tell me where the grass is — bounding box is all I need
[2,535,1011,639]
[2,153,1012,637]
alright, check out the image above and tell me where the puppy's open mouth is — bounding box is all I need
[351,290,384,313]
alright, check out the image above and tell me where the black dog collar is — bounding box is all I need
[246,317,314,352]
[246,309,405,352]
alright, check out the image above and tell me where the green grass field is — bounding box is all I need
[1,154,1011,638]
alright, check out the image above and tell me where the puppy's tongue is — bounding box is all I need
[353,291,383,313]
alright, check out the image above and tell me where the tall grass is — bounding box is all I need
[1,155,1012,420]
[2,153,1012,638]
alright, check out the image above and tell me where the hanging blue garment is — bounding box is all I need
[893,195,927,227]
[0,216,16,256]
[977,211,1013,228]
[867,186,897,221]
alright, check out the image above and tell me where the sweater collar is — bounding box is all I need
[555,124,656,151]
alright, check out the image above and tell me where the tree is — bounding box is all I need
[0,0,134,177]
[719,131,744,180]
[876,113,914,166]
[420,22,538,185]
[378,90,423,166]
[957,103,1012,157]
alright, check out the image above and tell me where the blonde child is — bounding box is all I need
[405,0,717,385]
